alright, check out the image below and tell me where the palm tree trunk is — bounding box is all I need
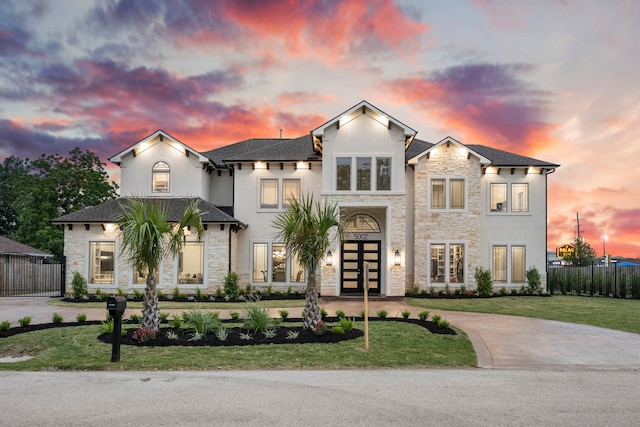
[142,275,160,331]
[303,271,322,330]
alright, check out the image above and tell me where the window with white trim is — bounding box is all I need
[152,161,170,193]
[252,242,305,284]
[337,156,392,191]
[89,241,115,284]
[259,178,300,210]
[178,242,204,284]
[282,179,300,208]
[376,157,391,191]
[430,178,466,210]
[430,243,465,284]
[489,183,528,213]
[336,157,351,191]
[260,179,278,209]
[492,244,527,284]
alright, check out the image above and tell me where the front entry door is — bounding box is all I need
[341,240,381,294]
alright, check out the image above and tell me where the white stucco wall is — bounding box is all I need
[118,135,209,198]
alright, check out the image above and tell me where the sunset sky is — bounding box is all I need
[1,0,639,257]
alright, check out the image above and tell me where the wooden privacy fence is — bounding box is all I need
[0,254,65,297]
[548,265,640,299]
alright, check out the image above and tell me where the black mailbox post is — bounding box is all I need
[106,296,127,362]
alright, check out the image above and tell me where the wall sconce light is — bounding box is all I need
[326,250,332,266]
[394,249,401,267]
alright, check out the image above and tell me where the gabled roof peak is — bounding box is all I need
[109,130,210,165]
[310,100,417,153]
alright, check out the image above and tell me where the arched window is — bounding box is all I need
[345,214,380,232]
[152,161,170,193]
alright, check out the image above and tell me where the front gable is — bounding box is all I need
[408,136,491,166]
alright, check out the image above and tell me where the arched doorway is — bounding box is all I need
[341,213,382,295]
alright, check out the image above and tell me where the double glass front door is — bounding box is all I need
[341,240,381,294]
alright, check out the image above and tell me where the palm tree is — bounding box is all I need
[273,194,344,330]
[119,198,204,331]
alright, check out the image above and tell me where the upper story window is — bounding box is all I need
[152,161,170,193]
[430,178,466,210]
[260,179,278,208]
[490,183,528,213]
[337,156,392,192]
[337,157,351,190]
[259,178,300,210]
[282,179,300,208]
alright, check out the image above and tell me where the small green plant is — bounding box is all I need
[320,308,328,319]
[230,311,240,321]
[263,328,277,339]
[377,310,388,319]
[52,313,63,324]
[132,327,157,343]
[0,320,10,332]
[166,330,179,340]
[188,331,205,341]
[117,288,127,297]
[279,309,289,320]
[130,313,142,323]
[76,313,87,322]
[331,325,345,335]
[359,310,366,318]
[335,309,345,319]
[314,320,328,335]
[182,310,220,334]
[337,317,355,333]
[526,266,542,293]
[215,287,223,297]
[431,314,442,323]
[194,287,204,301]
[245,283,253,295]
[474,266,493,296]
[239,332,253,340]
[157,290,166,300]
[499,286,507,295]
[223,271,240,299]
[437,319,450,329]
[169,314,182,328]
[214,325,229,341]
[173,287,186,300]
[94,288,103,299]
[71,271,88,299]
[418,310,429,321]
[101,319,114,334]
[401,310,411,319]
[243,295,279,333]
[133,289,144,300]
[159,312,169,322]
[18,316,32,327]
[286,330,299,340]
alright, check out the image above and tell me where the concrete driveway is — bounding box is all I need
[2,297,640,369]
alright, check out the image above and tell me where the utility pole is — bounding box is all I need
[576,212,581,240]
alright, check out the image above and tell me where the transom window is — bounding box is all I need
[152,161,170,193]
[345,214,381,232]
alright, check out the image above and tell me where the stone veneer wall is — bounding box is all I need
[322,193,406,297]
[413,144,482,290]
[63,223,231,294]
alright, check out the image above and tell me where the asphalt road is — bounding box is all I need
[1,369,639,426]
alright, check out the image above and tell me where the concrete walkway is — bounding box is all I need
[2,297,640,370]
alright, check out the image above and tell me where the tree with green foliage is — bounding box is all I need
[273,194,344,331]
[564,237,597,266]
[0,156,30,236]
[5,148,118,258]
[118,198,204,331]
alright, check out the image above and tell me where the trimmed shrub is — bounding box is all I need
[18,316,32,327]
[71,271,88,300]
[224,271,240,299]
[474,266,493,296]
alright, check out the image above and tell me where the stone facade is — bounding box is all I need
[412,142,482,290]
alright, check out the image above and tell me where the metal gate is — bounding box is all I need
[0,254,65,297]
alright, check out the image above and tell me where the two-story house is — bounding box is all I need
[53,100,559,297]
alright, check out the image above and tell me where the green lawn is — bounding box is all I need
[0,321,475,371]
[406,295,640,334]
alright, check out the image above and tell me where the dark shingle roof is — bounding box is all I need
[405,138,433,162]
[0,236,52,257]
[467,145,560,168]
[201,135,318,166]
[52,198,245,225]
